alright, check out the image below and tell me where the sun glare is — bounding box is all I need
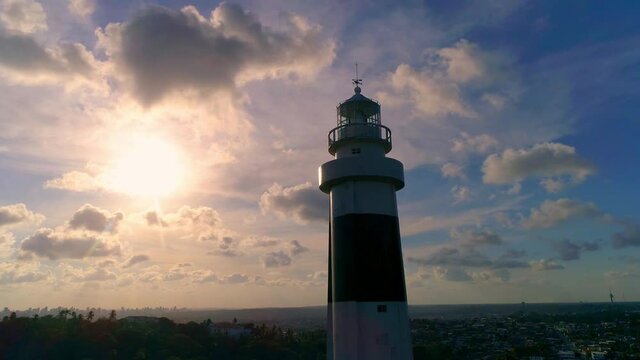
[105,137,186,197]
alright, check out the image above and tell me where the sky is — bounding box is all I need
[0,0,639,309]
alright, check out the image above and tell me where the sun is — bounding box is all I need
[105,137,186,197]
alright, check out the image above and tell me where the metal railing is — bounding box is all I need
[328,123,392,154]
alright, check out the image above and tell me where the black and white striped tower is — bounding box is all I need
[319,77,412,359]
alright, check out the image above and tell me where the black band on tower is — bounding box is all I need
[328,222,333,304]
[331,213,407,302]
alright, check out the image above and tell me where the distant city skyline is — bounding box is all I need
[0,0,639,308]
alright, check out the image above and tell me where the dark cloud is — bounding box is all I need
[522,198,605,229]
[262,250,291,268]
[144,211,167,226]
[409,247,528,269]
[0,31,96,82]
[0,203,42,228]
[69,204,123,233]
[21,228,121,260]
[552,239,600,261]
[123,254,150,268]
[454,228,503,248]
[287,240,308,256]
[98,3,335,105]
[260,182,328,224]
[200,234,241,257]
[611,224,640,248]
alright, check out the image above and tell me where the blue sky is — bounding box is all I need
[0,0,639,308]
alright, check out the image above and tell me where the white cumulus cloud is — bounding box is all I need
[482,143,594,192]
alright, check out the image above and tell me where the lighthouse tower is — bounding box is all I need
[319,77,413,360]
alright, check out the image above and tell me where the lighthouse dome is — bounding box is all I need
[337,87,380,122]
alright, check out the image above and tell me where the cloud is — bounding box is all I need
[0,203,43,228]
[67,0,95,19]
[552,239,600,261]
[611,224,640,248]
[404,196,526,235]
[163,266,189,281]
[441,162,464,179]
[123,254,150,268]
[0,0,47,33]
[220,273,249,284]
[244,236,280,248]
[208,249,241,257]
[0,262,47,284]
[481,93,507,109]
[262,250,291,268]
[96,3,335,106]
[201,234,242,257]
[0,31,98,85]
[451,132,498,154]
[21,228,122,260]
[432,266,472,282]
[44,171,103,192]
[452,228,503,248]
[451,185,471,204]
[260,239,308,268]
[386,63,475,118]
[604,271,639,280]
[65,266,117,282]
[287,240,308,256]
[191,269,218,283]
[20,204,125,260]
[408,247,527,269]
[437,39,484,83]
[144,211,167,227]
[97,259,116,268]
[0,232,15,256]
[529,259,564,271]
[260,182,327,224]
[472,268,511,283]
[539,178,566,193]
[146,206,221,230]
[482,142,594,191]
[137,269,162,283]
[522,199,604,229]
[381,39,497,118]
[170,206,220,228]
[68,204,123,233]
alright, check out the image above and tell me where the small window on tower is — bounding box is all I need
[377,304,387,313]
[351,148,361,154]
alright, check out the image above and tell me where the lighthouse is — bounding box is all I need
[319,76,413,359]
